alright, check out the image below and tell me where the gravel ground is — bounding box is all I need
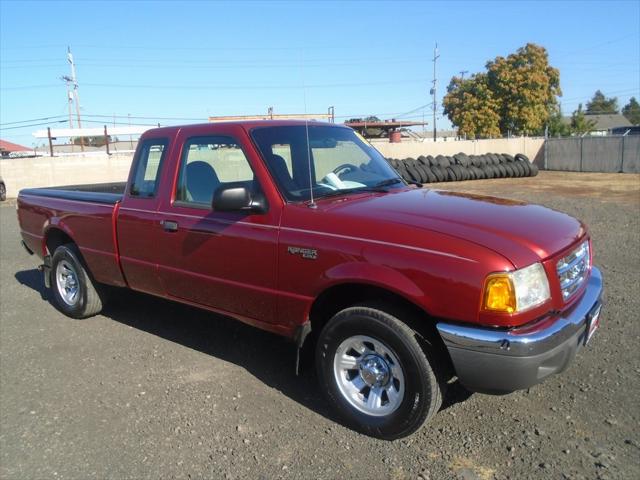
[1,171,639,480]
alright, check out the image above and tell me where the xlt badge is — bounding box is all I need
[287,246,318,260]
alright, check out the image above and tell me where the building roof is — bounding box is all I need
[563,114,632,131]
[0,139,31,153]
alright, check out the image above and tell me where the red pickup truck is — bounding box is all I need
[17,121,603,440]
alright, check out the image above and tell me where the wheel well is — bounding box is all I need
[307,283,454,379]
[45,228,74,255]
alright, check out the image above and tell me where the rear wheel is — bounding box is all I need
[316,303,443,440]
[51,244,106,318]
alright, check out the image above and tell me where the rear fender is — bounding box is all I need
[43,218,77,255]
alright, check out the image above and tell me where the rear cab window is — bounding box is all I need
[129,139,169,198]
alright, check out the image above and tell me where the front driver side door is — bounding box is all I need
[155,127,280,326]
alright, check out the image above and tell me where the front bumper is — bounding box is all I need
[436,267,603,394]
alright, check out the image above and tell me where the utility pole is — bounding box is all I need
[459,70,468,80]
[430,43,440,142]
[61,78,75,151]
[65,47,84,151]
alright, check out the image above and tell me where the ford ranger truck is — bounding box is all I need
[17,121,603,440]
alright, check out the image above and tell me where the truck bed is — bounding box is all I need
[17,182,127,287]
[19,182,126,205]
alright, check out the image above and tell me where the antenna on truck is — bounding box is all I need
[300,49,316,209]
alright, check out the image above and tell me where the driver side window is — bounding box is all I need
[175,136,254,208]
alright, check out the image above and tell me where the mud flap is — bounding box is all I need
[38,255,52,288]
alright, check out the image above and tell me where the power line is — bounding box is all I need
[0,120,67,131]
[0,78,430,91]
[0,115,67,126]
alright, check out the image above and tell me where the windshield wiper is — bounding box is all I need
[316,178,407,200]
[370,177,405,189]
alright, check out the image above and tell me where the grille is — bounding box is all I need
[556,240,590,301]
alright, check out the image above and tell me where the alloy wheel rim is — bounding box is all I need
[333,335,405,417]
[55,259,80,306]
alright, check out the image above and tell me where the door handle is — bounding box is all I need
[161,220,178,232]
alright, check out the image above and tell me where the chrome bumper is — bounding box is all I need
[436,267,603,394]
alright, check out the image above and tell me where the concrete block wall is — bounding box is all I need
[0,154,133,198]
[0,137,544,199]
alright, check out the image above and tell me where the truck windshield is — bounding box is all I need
[250,125,404,202]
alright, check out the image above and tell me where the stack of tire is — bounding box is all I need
[386,153,538,184]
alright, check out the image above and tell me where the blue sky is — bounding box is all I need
[1,0,639,146]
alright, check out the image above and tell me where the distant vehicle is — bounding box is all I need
[16,121,603,440]
[0,176,6,201]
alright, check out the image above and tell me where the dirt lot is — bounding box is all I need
[1,171,639,480]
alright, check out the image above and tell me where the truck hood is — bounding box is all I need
[319,188,586,268]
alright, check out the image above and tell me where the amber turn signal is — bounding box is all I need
[482,274,516,313]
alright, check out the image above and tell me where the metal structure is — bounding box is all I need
[344,120,426,142]
[209,106,335,123]
[33,125,155,157]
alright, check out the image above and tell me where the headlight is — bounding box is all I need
[482,263,550,314]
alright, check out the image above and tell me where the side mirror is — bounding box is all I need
[212,185,267,214]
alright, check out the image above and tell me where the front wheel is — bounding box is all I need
[51,244,106,318]
[316,303,443,440]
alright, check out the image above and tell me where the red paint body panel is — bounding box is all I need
[16,121,592,335]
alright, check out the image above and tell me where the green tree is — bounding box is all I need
[486,43,561,135]
[547,105,570,137]
[442,73,501,139]
[585,90,619,115]
[570,104,596,135]
[622,97,640,125]
[443,43,561,137]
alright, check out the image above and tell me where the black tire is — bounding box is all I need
[445,166,457,181]
[403,160,423,183]
[409,159,429,183]
[428,166,442,182]
[423,167,437,183]
[417,158,434,181]
[471,166,485,179]
[514,162,526,177]
[451,164,464,181]
[433,155,447,168]
[0,182,6,202]
[466,167,476,180]
[502,163,514,177]
[520,160,532,176]
[529,162,539,177]
[453,153,470,168]
[515,153,530,163]
[496,164,507,178]
[316,303,443,440]
[50,243,106,318]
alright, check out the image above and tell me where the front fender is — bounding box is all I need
[319,261,433,312]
